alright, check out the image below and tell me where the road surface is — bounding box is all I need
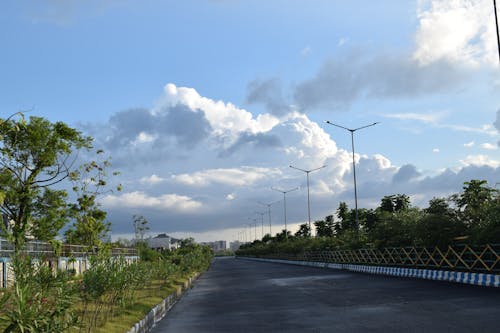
[151,257,500,332]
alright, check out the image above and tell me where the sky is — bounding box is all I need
[1,0,499,244]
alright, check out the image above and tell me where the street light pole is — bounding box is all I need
[258,200,281,236]
[248,218,257,242]
[324,121,379,230]
[272,187,299,240]
[494,0,500,64]
[255,211,265,239]
[290,164,326,236]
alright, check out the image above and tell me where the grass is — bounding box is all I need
[89,276,190,333]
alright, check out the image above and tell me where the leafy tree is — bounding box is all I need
[394,194,410,211]
[314,216,334,237]
[294,223,311,238]
[0,114,91,250]
[133,214,150,243]
[379,194,410,214]
[65,150,121,249]
[380,195,395,213]
[274,229,291,242]
[336,202,355,233]
[451,180,495,228]
[416,197,464,247]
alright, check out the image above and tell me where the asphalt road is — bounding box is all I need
[151,257,500,333]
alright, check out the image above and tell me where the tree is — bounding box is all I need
[314,216,334,237]
[380,195,395,213]
[65,150,121,249]
[416,197,464,247]
[452,180,495,228]
[0,114,91,250]
[295,223,311,238]
[274,229,291,242]
[133,214,150,243]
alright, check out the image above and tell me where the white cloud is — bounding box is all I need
[443,123,498,136]
[460,154,500,168]
[480,142,498,150]
[156,83,280,146]
[101,191,202,212]
[89,83,500,237]
[464,141,475,147]
[414,0,497,67]
[139,174,166,185]
[172,167,282,187]
[383,111,447,124]
[134,131,155,144]
[433,148,440,153]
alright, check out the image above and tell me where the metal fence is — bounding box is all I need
[0,238,137,258]
[260,244,500,274]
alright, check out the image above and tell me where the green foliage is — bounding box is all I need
[294,223,311,238]
[65,149,120,250]
[237,180,500,257]
[132,215,149,243]
[0,114,91,250]
[0,254,78,333]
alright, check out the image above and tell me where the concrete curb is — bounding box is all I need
[240,257,500,288]
[126,273,200,333]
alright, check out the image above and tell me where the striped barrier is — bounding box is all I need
[240,257,500,288]
[126,273,200,333]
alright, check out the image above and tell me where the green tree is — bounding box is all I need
[314,215,334,237]
[452,180,495,228]
[133,214,150,244]
[65,150,121,250]
[0,114,91,250]
[294,223,311,238]
[415,197,464,247]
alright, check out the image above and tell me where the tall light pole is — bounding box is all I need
[248,218,257,242]
[255,211,265,239]
[246,223,253,242]
[290,164,326,236]
[272,186,299,240]
[258,200,281,236]
[494,0,500,64]
[325,121,379,230]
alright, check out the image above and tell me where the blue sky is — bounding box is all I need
[1,0,499,242]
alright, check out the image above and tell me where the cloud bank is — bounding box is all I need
[83,83,500,238]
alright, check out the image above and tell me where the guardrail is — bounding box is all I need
[253,244,500,274]
[0,238,137,258]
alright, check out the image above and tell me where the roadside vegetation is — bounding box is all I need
[0,114,213,332]
[237,179,500,257]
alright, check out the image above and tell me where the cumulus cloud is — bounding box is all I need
[140,174,167,185]
[460,154,499,168]
[87,83,499,237]
[414,0,497,67]
[246,78,291,116]
[102,191,202,212]
[172,167,282,187]
[392,164,421,183]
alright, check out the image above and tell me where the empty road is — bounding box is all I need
[151,257,500,332]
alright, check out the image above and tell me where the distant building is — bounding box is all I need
[229,240,243,251]
[200,240,227,253]
[146,233,180,251]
